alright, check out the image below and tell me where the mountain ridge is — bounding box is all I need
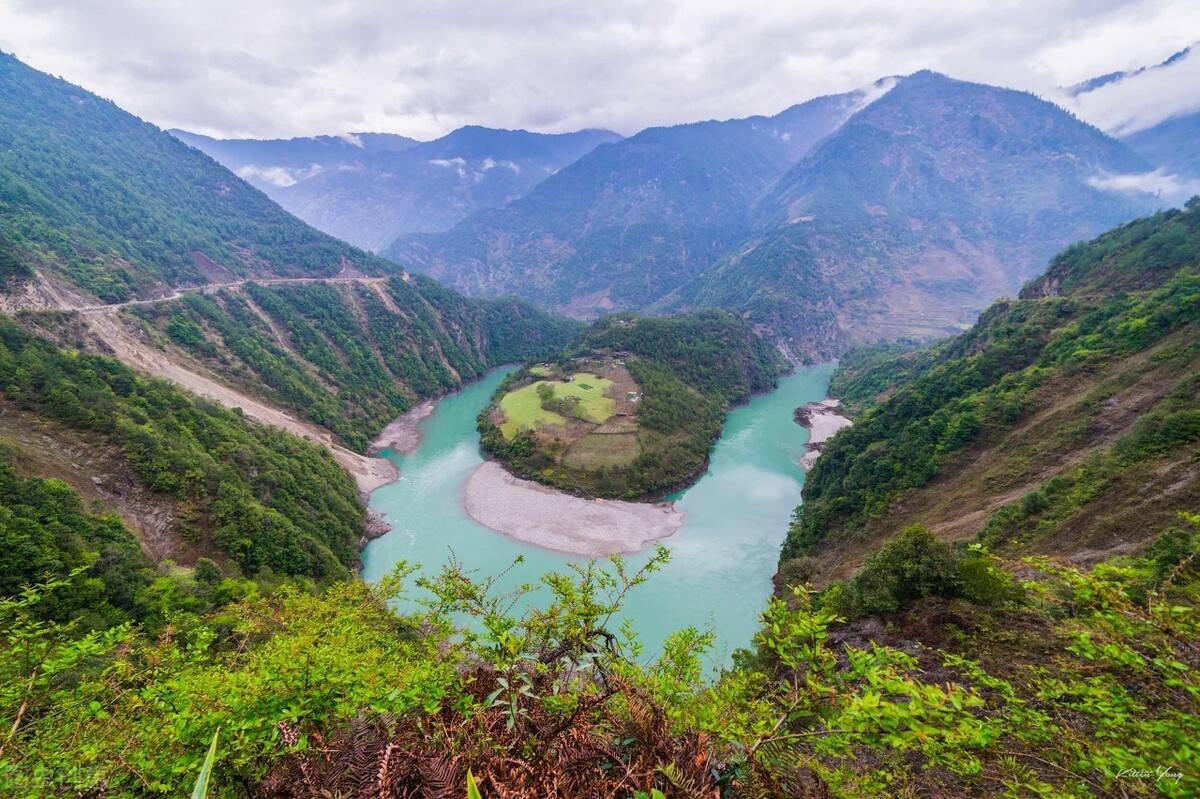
[385,70,1158,359]
[383,82,884,317]
[178,124,622,251]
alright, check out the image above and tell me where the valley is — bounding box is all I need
[362,363,836,658]
[1,22,1198,798]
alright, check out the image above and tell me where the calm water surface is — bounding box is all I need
[361,363,835,665]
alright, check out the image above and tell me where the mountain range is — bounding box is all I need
[174,125,621,251]
[386,71,1160,357]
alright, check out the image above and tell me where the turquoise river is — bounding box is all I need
[361,363,835,665]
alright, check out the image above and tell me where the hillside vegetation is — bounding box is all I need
[479,311,786,499]
[2,513,1196,797]
[0,319,363,581]
[124,276,578,451]
[782,199,1200,583]
[0,52,394,302]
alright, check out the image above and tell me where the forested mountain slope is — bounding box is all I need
[384,86,875,316]
[0,52,391,303]
[684,71,1155,357]
[781,200,1200,584]
[117,275,579,451]
[0,319,364,587]
[0,52,579,463]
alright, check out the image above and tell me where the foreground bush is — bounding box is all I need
[1,519,1197,797]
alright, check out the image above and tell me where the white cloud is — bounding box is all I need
[1065,46,1200,135]
[337,132,364,148]
[234,163,324,187]
[1088,168,1200,204]
[0,1,1196,140]
[429,157,467,178]
[847,75,900,117]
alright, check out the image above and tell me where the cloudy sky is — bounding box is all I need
[0,0,1196,141]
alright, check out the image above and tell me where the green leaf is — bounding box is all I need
[190,727,220,799]
[467,769,483,799]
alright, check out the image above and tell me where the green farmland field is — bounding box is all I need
[498,372,615,438]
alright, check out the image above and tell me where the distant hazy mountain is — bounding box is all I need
[1065,45,1193,97]
[276,126,622,251]
[384,83,889,315]
[386,72,1154,357]
[1064,45,1199,191]
[1122,111,1200,180]
[681,71,1155,356]
[169,129,420,191]
[176,126,621,251]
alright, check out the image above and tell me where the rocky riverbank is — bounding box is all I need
[369,399,435,456]
[794,398,852,469]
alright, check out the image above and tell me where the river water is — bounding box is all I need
[361,363,835,666]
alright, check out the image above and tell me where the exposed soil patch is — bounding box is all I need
[0,400,190,562]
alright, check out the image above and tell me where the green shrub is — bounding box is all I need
[829,527,1022,618]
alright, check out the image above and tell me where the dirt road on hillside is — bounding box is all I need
[21,271,404,494]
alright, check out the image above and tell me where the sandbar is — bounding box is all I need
[463,461,684,556]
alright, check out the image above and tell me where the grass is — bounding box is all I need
[563,431,640,468]
[499,372,615,438]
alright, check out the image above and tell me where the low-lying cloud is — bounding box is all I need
[1067,45,1200,135]
[1089,168,1200,205]
[235,163,323,187]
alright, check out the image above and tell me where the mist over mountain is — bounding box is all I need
[169,129,420,190]
[1065,45,1200,199]
[177,125,621,251]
